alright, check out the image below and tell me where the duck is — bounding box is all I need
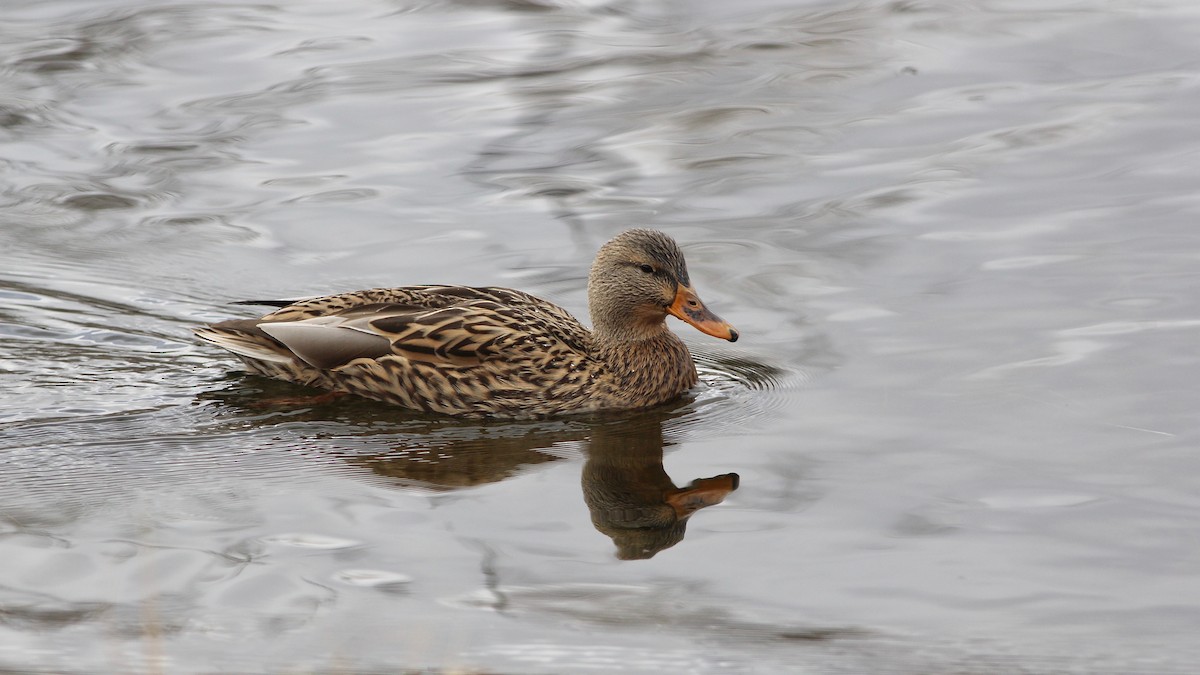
[194,228,738,418]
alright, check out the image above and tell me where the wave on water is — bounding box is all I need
[677,345,809,434]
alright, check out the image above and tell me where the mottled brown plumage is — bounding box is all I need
[194,229,738,418]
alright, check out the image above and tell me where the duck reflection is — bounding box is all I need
[349,408,738,558]
[343,410,737,558]
[582,414,737,560]
[202,380,737,558]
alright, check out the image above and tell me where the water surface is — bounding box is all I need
[3,0,1200,672]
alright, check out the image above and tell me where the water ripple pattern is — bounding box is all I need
[2,0,1200,673]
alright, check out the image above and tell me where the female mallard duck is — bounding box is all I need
[195,229,738,418]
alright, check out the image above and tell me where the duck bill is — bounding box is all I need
[667,285,739,342]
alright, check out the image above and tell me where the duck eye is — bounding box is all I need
[639,264,655,274]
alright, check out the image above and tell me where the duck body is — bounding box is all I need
[195,230,737,418]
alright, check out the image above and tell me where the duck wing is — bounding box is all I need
[207,286,591,372]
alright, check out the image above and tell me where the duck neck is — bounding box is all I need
[592,322,698,402]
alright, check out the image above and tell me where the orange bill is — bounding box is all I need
[667,285,739,342]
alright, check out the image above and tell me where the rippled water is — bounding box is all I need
[3,0,1200,672]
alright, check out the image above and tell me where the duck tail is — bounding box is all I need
[193,321,296,364]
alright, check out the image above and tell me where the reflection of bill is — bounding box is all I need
[583,417,738,560]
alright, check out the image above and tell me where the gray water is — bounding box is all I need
[3,0,1200,672]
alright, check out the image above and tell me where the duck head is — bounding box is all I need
[587,229,738,343]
